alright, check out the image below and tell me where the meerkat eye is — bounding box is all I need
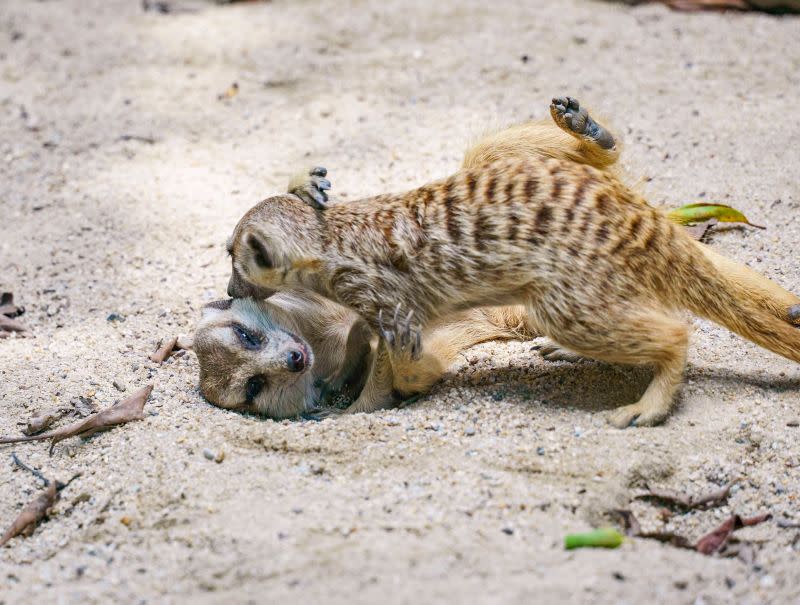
[232,324,263,350]
[245,375,266,403]
[247,234,273,269]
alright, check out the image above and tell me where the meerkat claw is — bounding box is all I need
[378,309,396,348]
[378,305,423,360]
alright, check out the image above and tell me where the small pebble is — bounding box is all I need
[465,427,476,436]
[787,419,799,428]
[501,526,514,535]
[113,380,126,392]
[202,448,225,463]
[106,313,125,322]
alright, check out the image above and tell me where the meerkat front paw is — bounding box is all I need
[288,166,332,209]
[550,96,615,150]
[378,304,422,361]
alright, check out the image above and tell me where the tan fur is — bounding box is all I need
[462,113,620,172]
[205,100,627,418]
[228,147,800,426]
[208,96,798,423]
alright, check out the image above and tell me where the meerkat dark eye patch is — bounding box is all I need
[232,324,263,350]
[247,234,273,269]
[245,375,267,403]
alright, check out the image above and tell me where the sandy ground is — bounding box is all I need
[1,0,800,603]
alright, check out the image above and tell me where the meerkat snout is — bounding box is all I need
[286,349,306,372]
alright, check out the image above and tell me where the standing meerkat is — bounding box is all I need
[225,120,800,428]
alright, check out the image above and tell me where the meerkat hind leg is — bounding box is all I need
[550,96,616,151]
[535,306,689,428]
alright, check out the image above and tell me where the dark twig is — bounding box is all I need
[11,453,49,486]
[118,134,158,145]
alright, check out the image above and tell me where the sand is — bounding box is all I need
[1,0,799,603]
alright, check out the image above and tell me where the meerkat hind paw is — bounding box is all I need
[608,404,644,429]
[608,403,669,429]
[550,95,615,150]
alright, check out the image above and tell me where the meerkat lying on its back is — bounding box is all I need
[226,133,800,428]
[193,292,536,418]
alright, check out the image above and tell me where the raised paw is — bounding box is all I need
[289,166,332,210]
[550,95,615,150]
[378,304,422,361]
[550,96,584,132]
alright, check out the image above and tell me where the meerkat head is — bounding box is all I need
[193,297,316,419]
[226,194,326,299]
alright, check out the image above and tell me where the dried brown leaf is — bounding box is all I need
[0,315,28,334]
[0,385,153,455]
[638,531,694,549]
[612,509,642,536]
[0,482,58,547]
[21,413,57,436]
[0,292,25,318]
[635,480,735,510]
[695,513,770,555]
[149,336,178,363]
[70,396,98,418]
[684,219,717,241]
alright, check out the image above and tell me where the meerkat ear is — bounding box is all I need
[243,231,273,269]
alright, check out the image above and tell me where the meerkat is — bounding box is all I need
[193,97,624,418]
[225,104,800,428]
[193,291,536,418]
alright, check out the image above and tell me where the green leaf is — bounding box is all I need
[564,528,624,550]
[666,203,764,229]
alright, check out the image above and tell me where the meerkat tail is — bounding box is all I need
[678,249,800,362]
[692,241,800,324]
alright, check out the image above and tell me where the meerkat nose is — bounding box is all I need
[286,349,306,373]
